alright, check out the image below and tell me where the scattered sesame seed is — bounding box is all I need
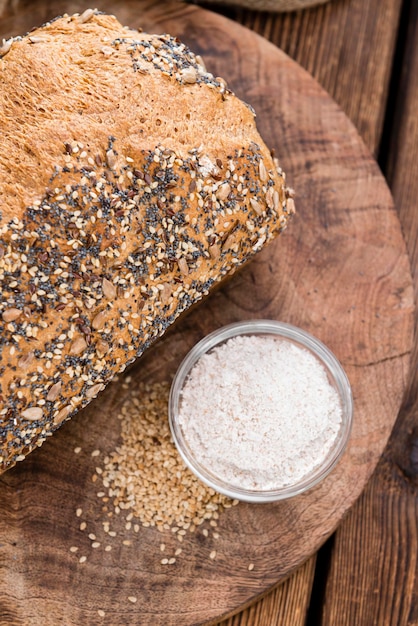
[209,550,217,560]
[248,563,255,571]
[79,555,87,564]
[94,381,234,537]
[128,596,137,603]
[77,8,95,24]
[98,609,105,617]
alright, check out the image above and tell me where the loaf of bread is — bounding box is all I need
[0,10,294,473]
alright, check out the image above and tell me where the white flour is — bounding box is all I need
[178,335,342,491]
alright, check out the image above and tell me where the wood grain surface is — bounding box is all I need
[320,1,418,624]
[191,0,331,14]
[0,2,414,625]
[212,1,410,623]
[217,0,403,157]
[218,556,316,626]
[210,1,418,623]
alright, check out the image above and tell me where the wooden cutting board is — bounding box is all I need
[0,2,414,625]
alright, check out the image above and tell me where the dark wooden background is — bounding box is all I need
[0,0,417,624]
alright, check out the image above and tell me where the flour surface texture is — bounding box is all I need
[178,335,343,491]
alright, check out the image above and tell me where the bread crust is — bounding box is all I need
[0,10,294,473]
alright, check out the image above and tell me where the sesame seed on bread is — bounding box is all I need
[0,9,294,473]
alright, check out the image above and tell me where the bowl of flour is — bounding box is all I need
[169,320,353,503]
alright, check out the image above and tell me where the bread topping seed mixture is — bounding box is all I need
[71,380,238,566]
[0,133,292,473]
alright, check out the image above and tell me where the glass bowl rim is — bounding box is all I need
[168,319,353,503]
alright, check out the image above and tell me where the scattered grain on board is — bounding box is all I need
[96,381,235,532]
[70,381,239,576]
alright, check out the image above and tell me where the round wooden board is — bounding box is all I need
[0,2,414,625]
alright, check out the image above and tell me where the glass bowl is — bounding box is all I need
[168,320,353,503]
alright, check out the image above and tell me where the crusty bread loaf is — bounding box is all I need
[0,10,294,473]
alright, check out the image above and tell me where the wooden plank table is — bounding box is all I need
[0,0,417,624]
